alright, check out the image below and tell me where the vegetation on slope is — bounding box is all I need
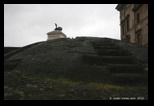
[4,38,148,100]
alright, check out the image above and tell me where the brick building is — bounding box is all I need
[116,4,148,46]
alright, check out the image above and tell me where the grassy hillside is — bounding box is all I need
[4,37,148,100]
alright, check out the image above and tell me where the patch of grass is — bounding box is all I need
[4,70,148,100]
[89,82,122,90]
[39,77,82,86]
[52,78,81,86]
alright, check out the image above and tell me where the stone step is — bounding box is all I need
[91,43,114,47]
[111,74,148,84]
[108,64,145,73]
[82,55,136,65]
[96,49,132,56]
[93,45,120,50]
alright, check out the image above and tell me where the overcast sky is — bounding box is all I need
[4,4,120,47]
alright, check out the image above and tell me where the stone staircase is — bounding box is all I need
[82,38,147,84]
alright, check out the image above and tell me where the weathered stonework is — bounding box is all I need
[116,4,148,46]
[47,30,67,40]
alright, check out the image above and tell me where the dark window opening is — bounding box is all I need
[121,21,125,36]
[135,29,142,44]
[137,34,142,44]
[126,19,129,31]
[126,35,130,42]
[136,13,140,23]
[122,24,125,36]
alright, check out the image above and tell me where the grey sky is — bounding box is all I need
[4,4,120,47]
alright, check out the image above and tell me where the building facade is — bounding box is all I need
[116,4,148,46]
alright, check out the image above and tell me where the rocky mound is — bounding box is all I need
[4,37,148,100]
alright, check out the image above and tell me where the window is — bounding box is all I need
[137,33,142,44]
[121,16,129,36]
[126,17,130,32]
[135,29,142,44]
[126,35,130,42]
[121,23,125,36]
[136,13,140,23]
[123,24,125,35]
